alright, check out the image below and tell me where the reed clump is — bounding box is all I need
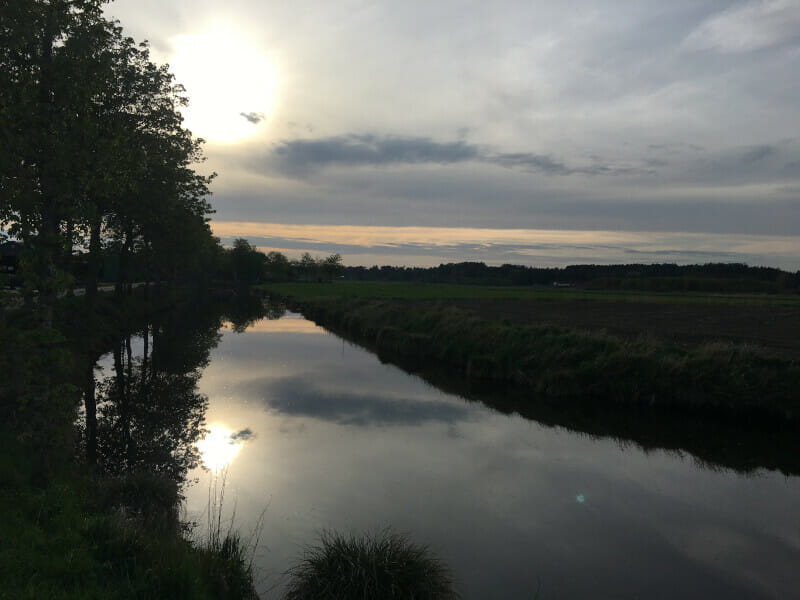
[285,530,459,600]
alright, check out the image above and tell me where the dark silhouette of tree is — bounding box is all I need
[1,0,114,325]
[0,1,219,316]
[321,253,344,281]
[340,261,799,292]
[227,238,266,285]
[264,250,291,281]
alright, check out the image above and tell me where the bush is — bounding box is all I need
[285,530,459,600]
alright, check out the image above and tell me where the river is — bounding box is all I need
[90,301,800,599]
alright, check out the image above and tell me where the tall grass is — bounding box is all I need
[196,467,264,599]
[285,530,459,600]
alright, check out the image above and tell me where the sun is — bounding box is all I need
[168,28,276,144]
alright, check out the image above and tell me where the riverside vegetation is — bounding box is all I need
[0,290,261,599]
[0,1,263,595]
[262,282,800,424]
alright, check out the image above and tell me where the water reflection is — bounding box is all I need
[313,314,800,477]
[196,425,245,471]
[261,375,470,426]
[186,302,800,599]
[76,296,800,599]
[79,294,276,484]
[93,340,208,482]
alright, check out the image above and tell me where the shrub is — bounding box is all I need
[285,530,459,600]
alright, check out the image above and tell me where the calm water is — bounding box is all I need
[168,310,800,599]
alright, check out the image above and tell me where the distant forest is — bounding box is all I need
[341,262,800,293]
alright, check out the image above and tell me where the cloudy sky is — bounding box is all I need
[106,0,800,268]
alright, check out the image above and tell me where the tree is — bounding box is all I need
[264,251,291,281]
[0,0,114,324]
[229,238,266,284]
[1,1,219,315]
[321,253,344,281]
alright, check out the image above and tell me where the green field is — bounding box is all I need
[259,281,800,306]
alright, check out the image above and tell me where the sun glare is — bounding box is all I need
[196,425,243,471]
[168,28,276,144]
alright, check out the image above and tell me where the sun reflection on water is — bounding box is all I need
[196,425,243,471]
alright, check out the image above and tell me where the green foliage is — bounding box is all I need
[0,431,257,600]
[0,0,219,313]
[285,530,459,600]
[0,309,77,447]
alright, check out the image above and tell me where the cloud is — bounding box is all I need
[684,1,800,53]
[781,162,800,176]
[490,152,571,175]
[111,1,800,250]
[230,427,256,441]
[262,134,646,178]
[269,134,479,177]
[741,145,775,163]
[240,111,266,124]
[261,376,469,426]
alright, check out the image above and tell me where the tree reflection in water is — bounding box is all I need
[80,294,282,486]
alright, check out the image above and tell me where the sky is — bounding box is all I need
[105,0,800,269]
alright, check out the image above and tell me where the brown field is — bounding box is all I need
[437,299,800,358]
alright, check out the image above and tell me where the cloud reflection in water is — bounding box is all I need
[262,376,469,426]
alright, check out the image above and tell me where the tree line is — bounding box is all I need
[220,238,344,284]
[343,261,800,293]
[0,0,218,326]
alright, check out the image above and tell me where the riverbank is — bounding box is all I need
[0,290,259,599]
[0,429,257,600]
[261,283,800,424]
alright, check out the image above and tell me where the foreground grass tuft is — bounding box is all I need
[285,530,459,600]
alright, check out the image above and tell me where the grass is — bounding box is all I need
[199,468,263,599]
[0,430,258,600]
[258,281,800,306]
[285,297,800,422]
[285,530,459,600]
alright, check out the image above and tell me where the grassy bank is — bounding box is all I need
[0,431,256,600]
[262,285,800,423]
